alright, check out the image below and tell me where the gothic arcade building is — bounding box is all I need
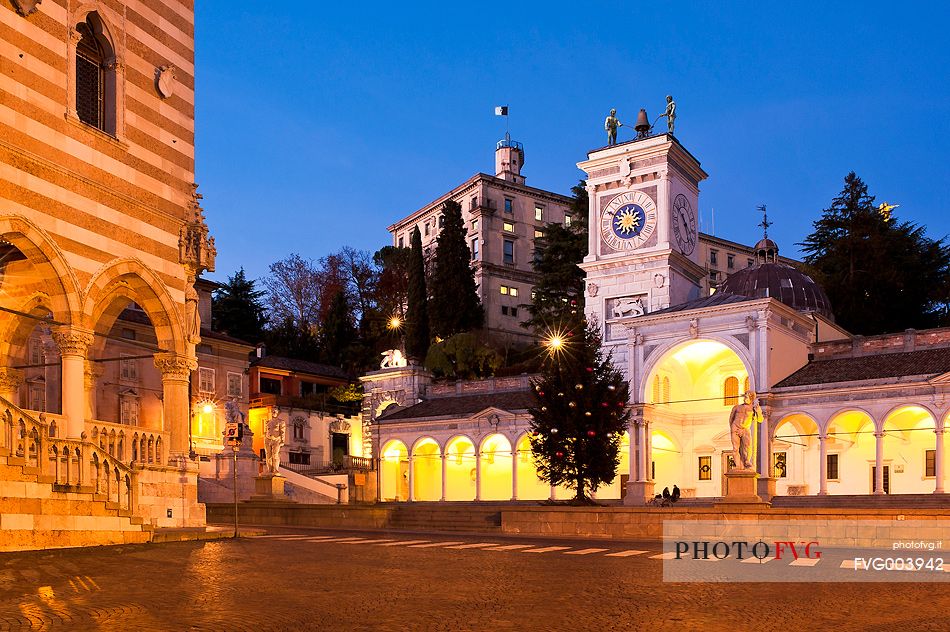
[364,132,948,504]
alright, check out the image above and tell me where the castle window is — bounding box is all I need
[564,214,572,227]
[709,250,718,266]
[503,221,515,233]
[198,367,215,393]
[727,254,735,269]
[534,229,544,239]
[504,198,513,213]
[723,376,739,406]
[471,238,479,260]
[535,205,544,221]
[503,239,514,264]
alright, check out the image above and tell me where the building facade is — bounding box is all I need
[388,138,574,344]
[366,131,947,505]
[0,0,214,533]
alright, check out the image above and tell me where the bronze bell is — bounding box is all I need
[634,108,651,137]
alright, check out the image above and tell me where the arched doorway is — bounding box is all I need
[479,434,513,501]
[380,440,408,501]
[644,339,751,498]
[411,437,441,501]
[826,409,875,494]
[882,405,937,494]
[444,436,476,501]
[514,433,549,500]
[772,413,821,496]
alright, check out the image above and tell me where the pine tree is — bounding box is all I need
[211,268,267,342]
[800,172,950,334]
[528,320,630,503]
[429,199,484,337]
[405,227,430,360]
[524,181,588,335]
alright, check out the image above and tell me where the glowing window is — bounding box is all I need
[926,450,936,477]
[500,286,509,295]
[723,376,739,406]
[535,205,543,221]
[662,376,670,403]
[564,214,572,227]
[504,222,515,232]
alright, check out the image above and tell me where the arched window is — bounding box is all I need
[662,377,670,404]
[743,376,750,395]
[652,375,661,403]
[74,14,118,135]
[724,376,739,406]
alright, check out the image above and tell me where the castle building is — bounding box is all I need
[364,129,948,505]
[388,138,575,344]
[0,0,215,545]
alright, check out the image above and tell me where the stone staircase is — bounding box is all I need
[771,494,950,509]
[387,503,503,533]
[0,397,149,551]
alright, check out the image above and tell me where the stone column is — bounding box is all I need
[935,427,945,494]
[549,484,556,501]
[51,326,94,438]
[637,421,648,482]
[474,449,482,501]
[407,454,415,502]
[153,352,197,463]
[440,453,447,501]
[83,360,104,421]
[874,430,885,495]
[0,367,24,405]
[511,446,519,501]
[818,433,828,496]
[43,342,61,414]
[629,418,640,482]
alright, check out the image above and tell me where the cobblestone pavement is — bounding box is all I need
[0,527,947,631]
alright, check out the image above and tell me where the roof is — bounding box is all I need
[199,327,253,347]
[718,261,833,319]
[774,347,950,388]
[648,292,756,316]
[251,355,349,380]
[378,390,535,422]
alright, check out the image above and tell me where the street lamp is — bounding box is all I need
[388,315,402,330]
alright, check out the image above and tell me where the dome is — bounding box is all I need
[718,260,833,319]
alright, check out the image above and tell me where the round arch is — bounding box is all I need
[479,433,513,501]
[444,435,476,501]
[639,336,756,404]
[514,432,549,500]
[82,259,186,354]
[379,439,408,502]
[410,437,441,501]
[771,413,821,495]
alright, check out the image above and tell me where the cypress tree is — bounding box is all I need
[404,227,430,360]
[429,200,484,337]
[211,268,267,342]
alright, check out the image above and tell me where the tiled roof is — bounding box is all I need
[774,347,950,388]
[199,327,253,347]
[251,355,349,380]
[378,390,535,422]
[648,292,755,316]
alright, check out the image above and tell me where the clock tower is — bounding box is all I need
[578,132,707,338]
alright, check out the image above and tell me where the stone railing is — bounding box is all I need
[0,398,138,512]
[86,419,168,467]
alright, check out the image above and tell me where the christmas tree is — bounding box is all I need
[528,320,630,503]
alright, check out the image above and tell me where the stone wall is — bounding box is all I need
[206,502,393,530]
[813,327,950,358]
[500,506,950,543]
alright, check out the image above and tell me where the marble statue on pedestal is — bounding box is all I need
[264,409,286,474]
[728,391,761,470]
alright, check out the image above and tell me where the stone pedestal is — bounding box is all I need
[716,469,769,508]
[623,480,656,506]
[757,476,777,502]
[250,474,292,502]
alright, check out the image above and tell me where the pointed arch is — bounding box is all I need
[82,258,186,354]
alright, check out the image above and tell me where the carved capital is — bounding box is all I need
[50,326,95,357]
[0,367,25,393]
[13,0,42,17]
[153,352,197,380]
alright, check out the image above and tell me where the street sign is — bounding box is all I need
[224,421,243,447]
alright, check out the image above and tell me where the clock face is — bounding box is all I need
[600,190,657,251]
[671,193,697,255]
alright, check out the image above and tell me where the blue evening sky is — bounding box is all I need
[195,1,950,283]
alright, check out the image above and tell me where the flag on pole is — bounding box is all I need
[494,105,508,116]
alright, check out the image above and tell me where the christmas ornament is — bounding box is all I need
[584,411,592,417]
[607,385,616,391]
[557,392,564,397]
[556,451,564,458]
[541,406,548,412]
[587,430,596,437]
[568,401,577,408]
[601,402,609,408]
[586,367,594,373]
[551,428,559,434]
[574,384,583,390]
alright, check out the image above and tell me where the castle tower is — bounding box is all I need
[495,134,525,185]
[578,131,707,337]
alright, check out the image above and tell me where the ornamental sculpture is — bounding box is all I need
[179,183,216,276]
[12,0,41,16]
[728,391,762,471]
[604,108,622,146]
[380,349,407,369]
[264,409,286,474]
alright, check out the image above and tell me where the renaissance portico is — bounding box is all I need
[368,122,948,505]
